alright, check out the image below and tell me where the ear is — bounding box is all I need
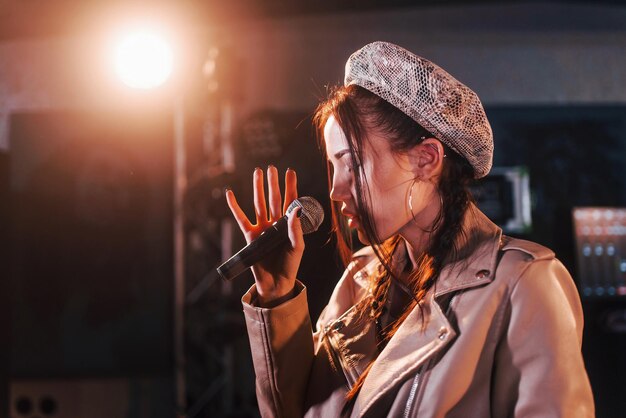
[409,138,445,180]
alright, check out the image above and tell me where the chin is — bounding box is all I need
[356,229,389,246]
[356,229,370,245]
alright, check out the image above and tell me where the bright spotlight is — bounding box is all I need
[115,29,174,89]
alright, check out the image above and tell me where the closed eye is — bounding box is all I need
[328,149,360,173]
[333,149,351,161]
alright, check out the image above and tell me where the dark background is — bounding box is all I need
[2,1,626,417]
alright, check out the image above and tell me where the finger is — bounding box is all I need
[253,167,268,223]
[287,206,305,251]
[267,165,282,220]
[225,189,253,232]
[283,168,298,214]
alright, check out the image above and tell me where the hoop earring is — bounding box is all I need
[407,178,444,233]
[407,178,420,226]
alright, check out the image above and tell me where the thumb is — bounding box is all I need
[287,206,305,252]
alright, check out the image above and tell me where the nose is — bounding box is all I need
[329,170,351,202]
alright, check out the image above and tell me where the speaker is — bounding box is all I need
[8,111,175,414]
[10,378,173,418]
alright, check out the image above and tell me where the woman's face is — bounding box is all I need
[324,115,438,244]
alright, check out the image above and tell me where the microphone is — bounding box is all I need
[217,196,324,281]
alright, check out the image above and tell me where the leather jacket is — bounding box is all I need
[242,206,595,417]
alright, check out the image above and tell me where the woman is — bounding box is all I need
[226,42,594,417]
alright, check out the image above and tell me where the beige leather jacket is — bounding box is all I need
[242,206,595,417]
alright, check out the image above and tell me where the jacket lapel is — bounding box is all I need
[353,290,455,415]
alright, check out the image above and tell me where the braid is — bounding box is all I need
[429,148,474,275]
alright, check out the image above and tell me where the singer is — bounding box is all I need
[225,42,594,417]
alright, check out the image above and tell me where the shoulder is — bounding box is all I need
[498,237,557,277]
[496,237,577,300]
[498,239,584,341]
[493,236,575,291]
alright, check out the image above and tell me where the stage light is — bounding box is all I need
[114,29,173,89]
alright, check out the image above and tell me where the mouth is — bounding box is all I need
[341,206,360,229]
[347,217,360,229]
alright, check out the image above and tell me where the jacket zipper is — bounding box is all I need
[403,294,458,417]
[403,373,420,418]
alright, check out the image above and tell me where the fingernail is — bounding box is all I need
[287,167,293,172]
[254,167,261,172]
[268,164,276,170]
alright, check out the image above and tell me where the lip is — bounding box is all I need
[340,205,360,228]
[340,205,358,219]
[341,209,357,218]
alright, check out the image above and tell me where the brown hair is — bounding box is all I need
[313,85,475,406]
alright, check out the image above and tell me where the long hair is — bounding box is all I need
[313,85,475,405]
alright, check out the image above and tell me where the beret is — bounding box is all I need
[344,41,493,178]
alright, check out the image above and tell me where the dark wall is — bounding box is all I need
[8,111,174,380]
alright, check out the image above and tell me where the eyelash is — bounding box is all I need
[328,155,359,174]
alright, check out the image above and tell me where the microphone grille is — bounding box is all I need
[287,196,324,234]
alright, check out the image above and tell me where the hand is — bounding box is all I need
[225,166,304,307]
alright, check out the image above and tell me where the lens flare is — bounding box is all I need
[115,29,173,89]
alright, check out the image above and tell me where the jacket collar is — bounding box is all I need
[352,205,503,416]
[434,204,503,296]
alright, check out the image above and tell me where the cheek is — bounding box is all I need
[368,183,410,233]
[371,176,415,233]
[358,156,413,237]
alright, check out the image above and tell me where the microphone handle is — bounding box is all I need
[217,216,289,281]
